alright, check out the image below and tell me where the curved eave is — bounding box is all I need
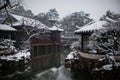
[74,21,106,34]
[74,30,95,34]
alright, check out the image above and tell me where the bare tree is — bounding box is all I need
[17,18,48,50]
[0,0,21,10]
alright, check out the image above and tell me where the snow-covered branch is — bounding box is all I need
[88,11,120,55]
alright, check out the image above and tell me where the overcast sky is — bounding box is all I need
[23,0,120,20]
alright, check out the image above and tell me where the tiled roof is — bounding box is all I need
[10,13,49,30]
[74,21,106,33]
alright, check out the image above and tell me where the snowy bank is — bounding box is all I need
[0,51,30,61]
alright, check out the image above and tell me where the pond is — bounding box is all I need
[0,65,93,80]
[0,51,93,80]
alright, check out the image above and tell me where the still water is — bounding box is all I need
[0,51,92,80]
[36,65,72,80]
[0,65,92,80]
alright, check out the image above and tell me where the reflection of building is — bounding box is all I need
[2,13,63,73]
[31,19,63,73]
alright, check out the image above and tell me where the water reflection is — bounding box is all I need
[36,67,58,80]
[56,66,72,80]
[0,49,92,80]
[35,65,93,80]
[0,66,33,80]
[36,66,72,80]
[0,71,32,80]
[0,64,93,80]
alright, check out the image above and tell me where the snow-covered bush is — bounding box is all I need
[0,39,17,54]
[70,41,81,51]
[65,41,80,60]
[99,52,116,64]
[0,51,30,61]
[66,50,79,60]
[88,11,120,71]
[0,39,31,62]
[88,11,120,55]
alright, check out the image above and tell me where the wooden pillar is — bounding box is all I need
[56,44,57,54]
[36,46,38,56]
[81,34,84,51]
[52,44,54,54]
[45,45,48,54]
[31,45,34,58]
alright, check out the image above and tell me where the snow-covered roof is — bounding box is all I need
[49,25,63,31]
[74,21,106,33]
[9,13,49,29]
[0,24,17,31]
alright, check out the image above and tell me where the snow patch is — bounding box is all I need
[66,51,79,60]
[49,25,63,31]
[51,67,58,72]
[102,64,112,70]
